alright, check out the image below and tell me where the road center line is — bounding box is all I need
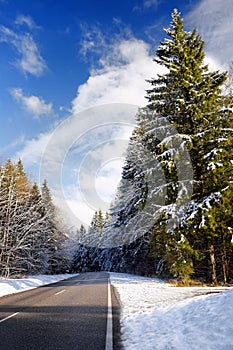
[0,312,19,323]
[55,289,66,295]
[105,277,113,350]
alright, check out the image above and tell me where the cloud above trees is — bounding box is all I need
[185,0,233,68]
[0,23,46,76]
[10,88,53,118]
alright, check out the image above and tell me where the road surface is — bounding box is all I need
[0,272,120,350]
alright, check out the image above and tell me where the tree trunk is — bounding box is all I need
[222,255,228,284]
[221,235,228,284]
[209,244,218,285]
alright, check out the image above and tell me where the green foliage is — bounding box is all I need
[146,9,231,283]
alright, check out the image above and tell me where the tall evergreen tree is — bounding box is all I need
[41,179,56,223]
[41,179,68,273]
[146,9,231,283]
[87,209,106,246]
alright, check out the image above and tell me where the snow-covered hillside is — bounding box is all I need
[110,273,233,350]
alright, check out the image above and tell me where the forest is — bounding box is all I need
[1,10,232,284]
[0,159,71,277]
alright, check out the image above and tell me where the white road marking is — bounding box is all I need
[55,289,66,295]
[105,277,113,350]
[0,312,19,323]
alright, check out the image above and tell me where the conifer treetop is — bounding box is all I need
[146,8,226,126]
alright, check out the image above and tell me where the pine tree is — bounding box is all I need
[41,179,56,224]
[41,179,69,273]
[146,9,231,283]
[78,224,87,243]
[88,209,105,246]
[104,123,154,248]
[24,182,51,273]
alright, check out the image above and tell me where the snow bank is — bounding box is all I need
[0,274,78,297]
[110,272,233,350]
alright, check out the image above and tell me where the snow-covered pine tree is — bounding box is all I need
[72,210,109,272]
[71,224,90,272]
[96,119,161,274]
[24,182,49,273]
[147,9,231,283]
[41,179,68,273]
[87,209,105,245]
[199,64,233,284]
[79,224,87,242]
[41,179,56,225]
[109,126,148,232]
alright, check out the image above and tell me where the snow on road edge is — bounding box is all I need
[0,274,79,297]
[110,272,233,350]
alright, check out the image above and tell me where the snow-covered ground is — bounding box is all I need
[110,273,233,350]
[0,273,78,297]
[1,273,232,349]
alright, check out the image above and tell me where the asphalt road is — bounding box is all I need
[0,271,118,350]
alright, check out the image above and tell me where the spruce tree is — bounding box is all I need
[41,179,67,273]
[88,209,105,246]
[146,9,230,283]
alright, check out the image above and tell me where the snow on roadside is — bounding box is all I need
[0,274,79,297]
[110,272,233,350]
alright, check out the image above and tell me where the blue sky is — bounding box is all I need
[0,0,232,228]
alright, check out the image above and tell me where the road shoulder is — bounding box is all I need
[110,284,123,350]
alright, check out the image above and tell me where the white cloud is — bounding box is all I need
[204,56,223,72]
[79,24,106,57]
[1,135,26,155]
[186,0,233,68]
[14,132,51,167]
[133,0,160,12]
[0,25,46,76]
[10,88,53,118]
[60,197,95,227]
[143,0,159,9]
[62,156,124,226]
[73,38,164,113]
[95,159,124,202]
[38,104,138,227]
[15,15,41,30]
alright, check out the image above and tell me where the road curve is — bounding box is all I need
[0,271,115,350]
